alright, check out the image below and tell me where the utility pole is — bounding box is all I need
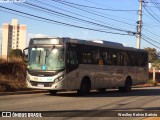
[137,0,143,49]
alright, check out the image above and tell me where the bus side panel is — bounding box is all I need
[65,65,94,91]
[65,65,148,91]
[98,65,124,88]
[74,64,95,90]
[65,69,78,90]
[135,67,148,85]
[112,66,128,88]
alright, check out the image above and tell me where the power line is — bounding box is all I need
[0,6,130,36]
[151,0,160,12]
[24,1,132,33]
[145,1,160,4]
[143,2,160,23]
[0,9,61,25]
[142,34,160,45]
[141,35,160,49]
[15,3,91,26]
[82,0,137,21]
[54,0,138,12]
[51,0,136,27]
[20,0,132,31]
[142,28,160,38]
[83,0,113,8]
[47,0,137,22]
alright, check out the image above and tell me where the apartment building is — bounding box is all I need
[1,19,26,59]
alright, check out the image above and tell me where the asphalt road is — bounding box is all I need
[0,87,160,120]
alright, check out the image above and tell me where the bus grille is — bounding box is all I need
[30,81,53,87]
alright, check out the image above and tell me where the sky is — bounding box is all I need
[0,0,160,54]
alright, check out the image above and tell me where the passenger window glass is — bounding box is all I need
[66,44,79,73]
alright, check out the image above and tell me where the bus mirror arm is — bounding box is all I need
[66,42,71,49]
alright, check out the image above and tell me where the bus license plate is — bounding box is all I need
[38,84,44,87]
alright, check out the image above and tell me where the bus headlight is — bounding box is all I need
[54,75,64,83]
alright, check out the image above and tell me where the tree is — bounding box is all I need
[144,47,159,85]
[9,49,23,59]
[152,59,160,70]
[144,47,158,63]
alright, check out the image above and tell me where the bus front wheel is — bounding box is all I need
[77,78,91,96]
[48,90,57,95]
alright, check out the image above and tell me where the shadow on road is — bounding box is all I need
[45,87,160,97]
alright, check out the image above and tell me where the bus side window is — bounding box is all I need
[81,45,92,64]
[137,53,145,66]
[117,52,121,66]
[129,52,136,66]
[122,52,128,66]
[66,45,79,73]
[112,52,118,65]
[101,48,111,65]
[103,51,108,65]
[142,53,148,66]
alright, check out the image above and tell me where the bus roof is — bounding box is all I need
[64,38,147,53]
[29,37,147,53]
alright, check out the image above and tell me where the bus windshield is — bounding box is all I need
[28,47,65,71]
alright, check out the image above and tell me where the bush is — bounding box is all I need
[0,57,6,63]
[0,75,26,92]
[0,58,27,92]
[147,79,158,86]
[9,49,23,58]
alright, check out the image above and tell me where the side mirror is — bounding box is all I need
[23,47,29,62]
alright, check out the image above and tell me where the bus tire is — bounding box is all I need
[118,78,132,92]
[48,90,57,95]
[98,88,106,93]
[77,78,91,96]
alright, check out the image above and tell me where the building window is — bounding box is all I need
[9,29,12,32]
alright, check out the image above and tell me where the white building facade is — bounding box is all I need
[1,19,26,59]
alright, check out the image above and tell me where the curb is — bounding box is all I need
[0,90,48,96]
[0,84,159,96]
[133,83,160,88]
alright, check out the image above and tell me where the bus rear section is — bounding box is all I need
[65,42,148,95]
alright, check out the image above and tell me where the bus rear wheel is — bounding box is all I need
[48,90,57,95]
[77,78,91,96]
[118,78,132,92]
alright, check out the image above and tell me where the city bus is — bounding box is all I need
[23,37,148,95]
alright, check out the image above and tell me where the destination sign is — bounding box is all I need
[32,39,61,45]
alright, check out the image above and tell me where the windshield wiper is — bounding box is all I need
[38,50,41,64]
[45,50,49,64]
